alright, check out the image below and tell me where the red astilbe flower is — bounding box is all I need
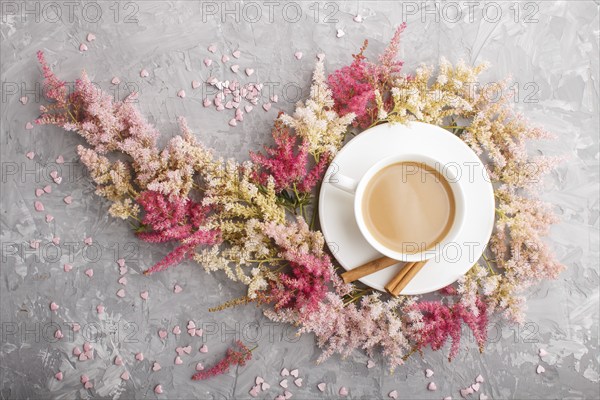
[137,191,221,274]
[250,115,330,194]
[410,296,488,360]
[327,23,406,128]
[192,341,253,380]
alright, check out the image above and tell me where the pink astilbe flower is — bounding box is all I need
[137,191,221,274]
[410,297,488,360]
[328,23,406,127]
[191,341,252,380]
[261,217,331,312]
[250,116,330,194]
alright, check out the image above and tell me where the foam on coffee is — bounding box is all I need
[362,161,455,254]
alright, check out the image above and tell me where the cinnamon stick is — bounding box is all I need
[384,262,415,294]
[389,261,427,297]
[341,256,398,284]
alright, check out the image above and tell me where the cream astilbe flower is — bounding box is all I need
[279,60,355,157]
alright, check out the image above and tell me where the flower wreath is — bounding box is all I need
[35,24,564,373]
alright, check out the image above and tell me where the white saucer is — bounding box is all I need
[319,122,495,294]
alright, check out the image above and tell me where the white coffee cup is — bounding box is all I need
[330,154,466,262]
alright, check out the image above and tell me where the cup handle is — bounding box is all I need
[330,172,358,194]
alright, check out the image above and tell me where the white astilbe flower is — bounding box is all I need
[279,60,355,157]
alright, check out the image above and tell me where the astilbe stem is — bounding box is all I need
[191,341,253,380]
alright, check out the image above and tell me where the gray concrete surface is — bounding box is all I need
[0,1,598,399]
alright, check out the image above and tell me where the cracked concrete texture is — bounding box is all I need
[1,1,598,399]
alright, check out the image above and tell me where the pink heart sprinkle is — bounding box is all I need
[289,369,298,378]
[216,104,224,111]
[26,151,35,159]
[255,376,264,385]
[339,386,348,396]
[84,350,93,359]
[55,371,63,381]
[235,112,244,122]
[86,33,96,42]
[84,381,93,389]
[177,89,186,98]
[72,323,80,332]
[294,51,303,60]
[221,55,229,63]
[140,69,149,78]
[79,43,88,52]
[50,302,59,311]
[140,291,149,300]
[183,345,192,354]
[275,396,285,400]
[280,379,288,388]
[317,383,326,392]
[174,356,183,365]
[207,76,218,85]
[118,276,127,285]
[225,101,233,109]
[55,155,64,164]
[84,237,93,245]
[539,348,548,357]
[336,29,345,38]
[228,118,237,127]
[120,371,129,381]
[114,356,123,366]
[78,353,88,361]
[96,304,104,313]
[157,330,167,340]
[29,240,40,249]
[52,236,60,245]
[135,352,144,361]
[60,195,72,205]
[117,258,125,267]
[25,122,34,130]
[195,362,204,371]
[20,96,29,105]
[119,266,127,275]
[294,378,303,387]
[116,289,125,298]
[195,329,203,337]
[154,384,163,394]
[245,68,254,76]
[54,329,63,339]
[192,80,201,89]
[231,64,240,73]
[354,14,363,22]
[480,394,489,400]
[471,382,480,392]
[476,374,485,383]
[427,382,437,391]
[53,177,62,184]
[270,94,278,103]
[425,368,434,378]
[175,346,184,355]
[174,284,183,293]
[208,44,217,53]
[261,382,270,390]
[45,214,54,223]
[232,50,241,58]
[35,188,44,197]
[460,387,474,397]
[172,326,181,335]
[262,103,272,111]
[34,201,44,212]
[249,386,259,398]
[281,368,289,376]
[152,362,161,371]
[203,98,211,107]
[536,365,545,374]
[73,347,81,356]
[187,321,196,329]
[83,342,91,352]
[43,185,51,193]
[111,77,121,85]
[85,269,94,277]
[64,263,73,272]
[284,391,292,399]
[366,360,375,369]
[388,390,398,399]
[80,375,89,383]
[203,58,213,67]
[199,344,208,353]
[51,170,61,179]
